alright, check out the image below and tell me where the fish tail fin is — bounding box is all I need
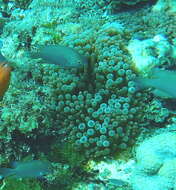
[0,168,15,178]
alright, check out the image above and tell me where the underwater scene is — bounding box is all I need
[0,0,176,189]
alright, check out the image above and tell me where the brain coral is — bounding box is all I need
[0,0,170,159]
[132,132,176,190]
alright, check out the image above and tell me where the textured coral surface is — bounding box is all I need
[132,132,176,190]
[0,0,175,189]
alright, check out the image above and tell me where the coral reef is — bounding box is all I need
[127,34,176,75]
[132,132,176,190]
[0,0,175,189]
[110,0,149,12]
[0,0,173,160]
[0,0,131,158]
[0,178,42,190]
[143,99,169,122]
[152,0,176,13]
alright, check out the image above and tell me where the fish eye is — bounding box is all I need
[39,172,43,176]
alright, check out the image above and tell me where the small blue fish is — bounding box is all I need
[0,160,52,179]
[30,45,87,68]
[107,178,128,187]
[135,68,176,98]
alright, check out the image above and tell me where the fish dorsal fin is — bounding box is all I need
[151,68,176,79]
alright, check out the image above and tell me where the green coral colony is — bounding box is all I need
[0,0,175,189]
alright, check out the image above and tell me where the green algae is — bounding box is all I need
[0,178,42,190]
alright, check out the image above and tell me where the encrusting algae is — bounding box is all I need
[0,62,11,100]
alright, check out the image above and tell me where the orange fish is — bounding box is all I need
[0,62,11,99]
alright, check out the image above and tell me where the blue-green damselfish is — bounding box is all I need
[31,45,87,68]
[135,68,176,98]
[0,160,52,179]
